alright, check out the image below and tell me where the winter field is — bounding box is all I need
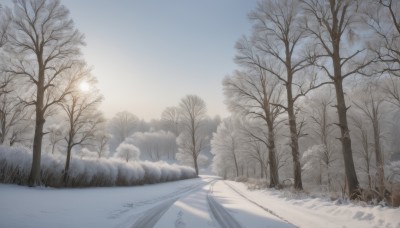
[1,175,399,228]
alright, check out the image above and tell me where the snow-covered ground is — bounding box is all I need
[226,181,400,228]
[0,176,399,228]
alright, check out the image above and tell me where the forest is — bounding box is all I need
[212,0,400,204]
[0,0,399,207]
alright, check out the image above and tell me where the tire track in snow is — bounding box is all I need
[207,181,243,228]
[110,178,214,219]
[131,198,178,228]
[124,178,217,228]
[223,181,297,227]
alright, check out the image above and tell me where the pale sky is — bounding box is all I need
[63,0,259,121]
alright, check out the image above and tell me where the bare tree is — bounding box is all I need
[9,119,33,147]
[236,0,330,190]
[46,124,63,154]
[306,90,338,188]
[223,68,284,187]
[5,0,85,186]
[0,5,11,48]
[365,0,400,76]
[381,76,400,108]
[353,83,386,196]
[109,111,139,149]
[244,131,269,179]
[0,87,32,145]
[127,131,178,161]
[301,0,375,198]
[161,106,181,136]
[350,112,374,189]
[61,68,103,185]
[211,118,242,177]
[0,66,34,147]
[176,95,207,175]
[94,131,110,158]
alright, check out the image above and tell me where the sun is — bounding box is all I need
[79,81,91,92]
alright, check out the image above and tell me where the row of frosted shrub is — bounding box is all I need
[0,146,197,187]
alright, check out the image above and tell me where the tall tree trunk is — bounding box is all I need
[327,167,331,190]
[287,95,302,190]
[361,130,372,189]
[0,114,6,144]
[319,161,323,185]
[367,165,372,190]
[267,122,279,187]
[63,143,73,186]
[28,112,45,186]
[191,119,199,175]
[333,76,360,198]
[28,62,45,186]
[329,2,360,198]
[372,119,385,196]
[285,35,302,190]
[193,155,199,176]
[232,143,239,177]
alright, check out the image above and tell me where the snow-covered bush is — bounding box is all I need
[0,146,196,187]
[141,161,162,184]
[114,143,140,162]
[114,159,145,185]
[0,146,32,184]
[79,148,98,159]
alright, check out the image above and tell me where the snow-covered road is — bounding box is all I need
[149,179,294,228]
[0,176,398,228]
[130,178,293,228]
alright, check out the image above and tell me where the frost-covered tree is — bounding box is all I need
[303,90,338,188]
[61,66,103,184]
[211,118,243,177]
[301,0,375,198]
[93,131,110,158]
[241,119,270,179]
[235,0,331,190]
[381,76,400,108]
[365,0,400,76]
[350,111,374,189]
[109,111,139,151]
[46,124,63,154]
[125,130,178,161]
[200,116,221,153]
[114,143,140,162]
[302,145,325,182]
[387,161,400,184]
[176,95,207,175]
[0,4,11,48]
[5,0,85,186]
[352,82,387,195]
[161,106,181,136]
[0,88,32,145]
[223,68,284,187]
